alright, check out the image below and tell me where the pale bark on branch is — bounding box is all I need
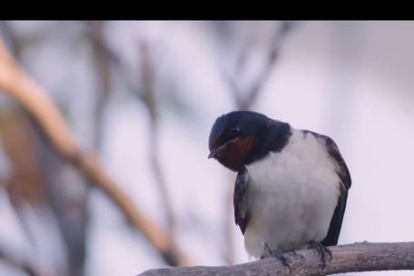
[139,242,414,276]
[0,38,191,266]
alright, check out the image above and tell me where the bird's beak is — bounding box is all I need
[208,146,222,159]
[208,137,239,159]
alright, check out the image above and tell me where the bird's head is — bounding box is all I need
[208,111,270,172]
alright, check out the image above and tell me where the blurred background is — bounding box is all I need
[0,21,413,276]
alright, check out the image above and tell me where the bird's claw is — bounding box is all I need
[262,243,294,273]
[284,249,298,256]
[308,241,332,270]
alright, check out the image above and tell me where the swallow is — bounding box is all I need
[208,111,351,268]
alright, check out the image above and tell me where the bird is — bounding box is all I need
[208,110,351,267]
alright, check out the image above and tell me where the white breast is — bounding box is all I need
[243,129,341,258]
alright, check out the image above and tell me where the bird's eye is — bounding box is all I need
[230,127,240,135]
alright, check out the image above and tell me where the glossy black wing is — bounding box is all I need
[322,190,349,246]
[320,135,352,246]
[234,167,250,234]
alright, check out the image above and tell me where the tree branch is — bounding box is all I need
[0,38,191,266]
[139,242,414,276]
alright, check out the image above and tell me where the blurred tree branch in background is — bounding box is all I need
[139,242,414,276]
[226,22,294,110]
[1,21,91,276]
[0,21,65,276]
[85,23,145,102]
[0,247,38,276]
[0,36,191,268]
[139,42,177,239]
[87,21,178,261]
[0,106,46,241]
[87,21,112,150]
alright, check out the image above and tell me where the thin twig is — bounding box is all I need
[234,21,294,110]
[88,23,179,259]
[88,22,178,238]
[87,21,112,150]
[139,242,414,276]
[139,42,176,236]
[85,22,145,102]
[87,22,183,265]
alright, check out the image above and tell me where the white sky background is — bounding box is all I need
[1,21,414,276]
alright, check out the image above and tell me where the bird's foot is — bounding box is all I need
[284,249,298,256]
[308,241,332,270]
[262,243,294,273]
